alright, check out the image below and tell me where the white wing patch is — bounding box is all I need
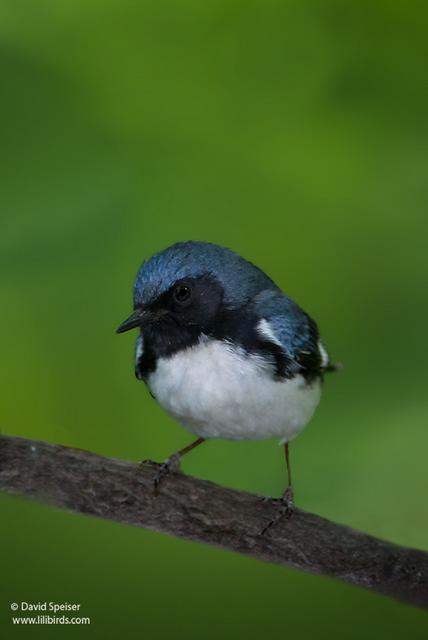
[256,318,284,348]
[259,319,330,370]
[318,341,329,368]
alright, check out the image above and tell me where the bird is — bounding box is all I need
[116,240,338,531]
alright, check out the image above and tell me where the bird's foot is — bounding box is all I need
[138,455,182,493]
[139,459,159,468]
[260,486,294,535]
[150,454,181,493]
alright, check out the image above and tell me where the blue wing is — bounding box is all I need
[253,289,331,378]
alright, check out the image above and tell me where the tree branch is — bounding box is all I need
[0,434,427,609]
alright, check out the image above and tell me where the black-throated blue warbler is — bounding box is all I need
[117,241,337,528]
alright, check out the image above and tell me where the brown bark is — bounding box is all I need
[0,434,427,609]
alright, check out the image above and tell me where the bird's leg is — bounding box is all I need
[143,437,205,493]
[261,442,294,534]
[283,442,294,506]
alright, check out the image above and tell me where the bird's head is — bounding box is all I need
[116,241,278,337]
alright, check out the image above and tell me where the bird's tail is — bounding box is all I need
[323,361,343,373]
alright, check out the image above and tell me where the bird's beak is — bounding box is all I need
[116,307,163,334]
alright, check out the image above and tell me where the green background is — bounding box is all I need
[1,0,427,636]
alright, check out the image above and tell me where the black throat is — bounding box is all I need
[135,304,294,381]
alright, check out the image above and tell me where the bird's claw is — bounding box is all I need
[283,485,294,506]
[140,459,159,468]
[153,454,181,493]
[138,455,182,493]
[260,486,294,535]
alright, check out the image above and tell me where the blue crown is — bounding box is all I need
[133,241,279,308]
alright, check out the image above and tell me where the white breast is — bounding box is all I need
[147,338,321,443]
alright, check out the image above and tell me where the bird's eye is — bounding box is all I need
[174,284,192,304]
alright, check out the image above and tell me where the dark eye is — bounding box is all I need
[174,284,192,304]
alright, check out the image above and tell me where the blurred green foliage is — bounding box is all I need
[1,0,427,637]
